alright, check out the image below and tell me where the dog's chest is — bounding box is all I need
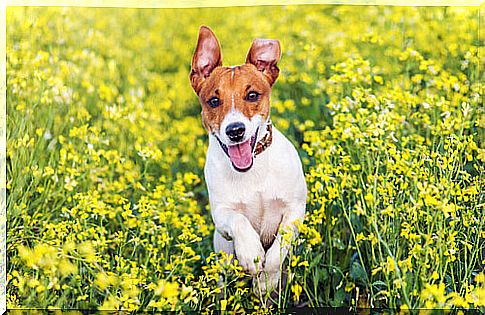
[233,192,286,250]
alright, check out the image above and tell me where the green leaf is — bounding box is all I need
[330,288,346,307]
[371,280,388,289]
[309,252,324,269]
[350,261,368,286]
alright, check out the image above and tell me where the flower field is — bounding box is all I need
[6,5,485,311]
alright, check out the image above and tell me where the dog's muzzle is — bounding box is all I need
[215,126,258,173]
[214,121,273,173]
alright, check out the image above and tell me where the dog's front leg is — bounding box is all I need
[258,202,305,294]
[212,206,265,275]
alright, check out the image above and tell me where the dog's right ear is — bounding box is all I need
[190,26,222,94]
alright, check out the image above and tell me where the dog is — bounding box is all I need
[190,26,307,295]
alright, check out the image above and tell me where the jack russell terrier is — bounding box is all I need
[190,26,307,295]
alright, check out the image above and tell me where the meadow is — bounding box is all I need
[6,4,485,311]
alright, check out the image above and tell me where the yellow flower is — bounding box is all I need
[291,283,303,302]
[58,260,78,277]
[154,280,179,299]
[95,273,110,291]
[356,232,366,242]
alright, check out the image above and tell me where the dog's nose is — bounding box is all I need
[226,122,246,142]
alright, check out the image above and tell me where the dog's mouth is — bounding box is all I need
[216,128,259,172]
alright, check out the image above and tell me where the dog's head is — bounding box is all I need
[190,26,281,172]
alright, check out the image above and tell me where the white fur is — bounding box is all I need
[205,123,307,294]
[218,111,262,145]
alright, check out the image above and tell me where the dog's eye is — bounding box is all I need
[246,91,260,102]
[208,97,221,108]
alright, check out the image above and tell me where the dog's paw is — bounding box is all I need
[264,242,283,273]
[253,270,281,297]
[234,235,265,275]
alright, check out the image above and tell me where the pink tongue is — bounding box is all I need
[227,139,253,169]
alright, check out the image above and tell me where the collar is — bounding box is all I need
[253,121,273,157]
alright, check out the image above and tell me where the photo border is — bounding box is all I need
[1,1,484,313]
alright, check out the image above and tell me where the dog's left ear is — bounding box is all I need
[246,39,281,86]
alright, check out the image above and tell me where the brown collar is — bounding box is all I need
[254,122,273,156]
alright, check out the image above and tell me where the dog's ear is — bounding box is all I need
[246,39,281,86]
[190,26,222,93]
